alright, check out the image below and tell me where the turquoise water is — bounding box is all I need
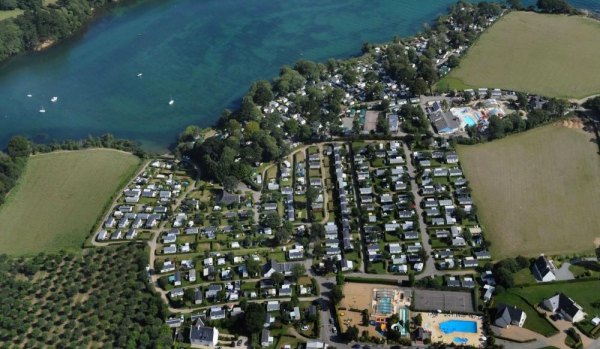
[379,298,392,314]
[453,337,468,343]
[463,116,477,127]
[439,320,477,334]
[0,0,599,151]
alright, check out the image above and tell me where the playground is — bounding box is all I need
[420,312,485,347]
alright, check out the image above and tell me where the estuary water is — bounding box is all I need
[0,0,598,151]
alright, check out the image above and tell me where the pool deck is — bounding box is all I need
[419,312,485,348]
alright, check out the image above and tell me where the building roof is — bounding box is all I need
[430,109,460,133]
[216,190,240,205]
[495,303,525,328]
[545,293,582,318]
[534,255,554,278]
[190,319,217,343]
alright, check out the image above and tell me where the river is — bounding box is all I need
[0,0,598,151]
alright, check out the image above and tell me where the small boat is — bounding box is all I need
[39,106,45,113]
[27,92,32,98]
[51,97,58,102]
[168,95,174,105]
[137,73,143,77]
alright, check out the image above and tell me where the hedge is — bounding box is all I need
[495,335,537,343]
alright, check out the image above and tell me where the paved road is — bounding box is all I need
[401,142,436,277]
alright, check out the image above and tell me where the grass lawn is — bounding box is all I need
[447,12,600,98]
[512,280,600,316]
[493,292,557,337]
[457,125,600,258]
[0,9,24,20]
[513,268,537,286]
[0,150,140,255]
[436,76,474,93]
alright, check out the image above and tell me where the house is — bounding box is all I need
[190,318,219,347]
[306,342,328,349]
[452,237,466,246]
[533,254,556,282]
[462,278,476,288]
[261,330,274,348]
[264,313,275,327]
[447,277,461,287]
[173,272,182,286]
[266,301,280,312]
[97,230,108,241]
[463,257,478,268]
[215,190,240,206]
[445,153,459,164]
[542,293,585,322]
[388,243,402,254]
[166,315,184,328]
[194,289,203,304]
[263,260,302,277]
[163,244,177,254]
[210,306,226,320]
[494,303,527,328]
[388,114,399,132]
[340,259,353,271]
[483,285,495,302]
[170,288,184,298]
[279,288,292,297]
[291,306,301,321]
[189,269,197,282]
[474,251,491,259]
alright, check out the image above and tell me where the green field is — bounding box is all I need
[446,12,600,98]
[0,150,140,255]
[0,9,24,20]
[458,125,600,258]
[513,280,600,315]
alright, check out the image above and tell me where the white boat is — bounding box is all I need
[27,92,32,98]
[51,97,58,102]
[39,106,45,113]
[168,95,174,105]
[137,73,143,77]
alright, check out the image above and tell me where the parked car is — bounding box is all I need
[237,340,243,346]
[301,325,309,331]
[352,345,361,348]
[332,327,337,334]
[329,318,334,324]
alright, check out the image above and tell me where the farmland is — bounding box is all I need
[444,12,600,98]
[0,149,140,255]
[457,125,600,258]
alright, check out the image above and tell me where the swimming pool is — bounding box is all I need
[379,298,392,314]
[439,320,477,334]
[454,337,468,344]
[463,116,477,127]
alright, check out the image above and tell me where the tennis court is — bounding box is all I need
[414,290,474,313]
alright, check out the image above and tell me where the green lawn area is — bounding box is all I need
[435,76,473,93]
[0,150,140,255]
[493,292,557,337]
[447,11,600,98]
[458,125,600,258]
[513,268,537,286]
[511,280,600,316]
[569,260,600,278]
[0,9,24,20]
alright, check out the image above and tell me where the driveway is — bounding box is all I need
[554,262,575,281]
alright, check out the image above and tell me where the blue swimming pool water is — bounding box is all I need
[454,337,468,343]
[439,320,477,334]
[463,116,477,126]
[379,298,392,314]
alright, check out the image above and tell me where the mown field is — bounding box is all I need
[0,149,140,255]
[457,125,600,258]
[444,12,600,98]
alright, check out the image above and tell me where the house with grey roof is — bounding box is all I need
[190,318,219,347]
[494,304,527,328]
